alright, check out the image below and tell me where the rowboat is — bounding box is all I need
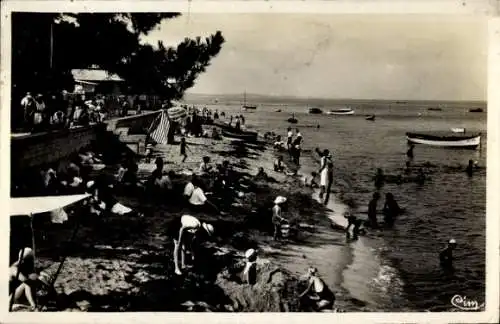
[308,108,323,114]
[222,129,258,142]
[427,107,443,111]
[406,132,481,149]
[326,108,354,115]
[469,108,484,113]
[366,115,376,121]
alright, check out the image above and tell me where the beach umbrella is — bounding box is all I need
[167,106,188,122]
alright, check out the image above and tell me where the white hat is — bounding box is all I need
[202,223,214,236]
[70,177,83,187]
[274,196,287,205]
[86,180,95,188]
[245,248,257,259]
[18,247,34,261]
[307,266,318,275]
[449,239,456,244]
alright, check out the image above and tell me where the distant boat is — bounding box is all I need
[326,108,355,115]
[242,91,257,110]
[275,109,282,112]
[222,129,258,142]
[287,113,298,124]
[451,127,465,133]
[406,131,481,149]
[428,107,443,111]
[469,108,484,113]
[308,107,323,114]
[365,115,376,121]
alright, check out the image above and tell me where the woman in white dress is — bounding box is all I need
[318,150,332,199]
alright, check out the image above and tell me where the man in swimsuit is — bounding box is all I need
[299,267,335,312]
[169,214,215,275]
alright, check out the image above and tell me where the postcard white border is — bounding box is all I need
[1,1,498,323]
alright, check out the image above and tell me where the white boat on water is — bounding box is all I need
[450,127,465,133]
[406,132,481,149]
[326,108,355,115]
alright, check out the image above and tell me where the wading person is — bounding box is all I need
[368,192,380,228]
[298,267,335,312]
[406,144,415,161]
[382,193,401,228]
[374,168,385,189]
[169,214,214,275]
[272,196,288,241]
[466,159,475,177]
[439,238,457,269]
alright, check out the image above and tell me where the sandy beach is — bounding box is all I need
[24,121,361,312]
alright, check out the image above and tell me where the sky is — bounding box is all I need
[141,14,488,101]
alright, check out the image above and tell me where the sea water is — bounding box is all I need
[189,99,486,312]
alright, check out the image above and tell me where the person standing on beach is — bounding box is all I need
[368,192,380,228]
[272,196,288,241]
[286,127,293,160]
[318,150,331,200]
[323,162,334,206]
[168,214,215,275]
[180,137,191,163]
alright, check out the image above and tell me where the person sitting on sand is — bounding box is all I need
[254,167,269,182]
[272,196,288,241]
[383,193,402,228]
[439,238,457,269]
[299,267,335,312]
[169,214,215,275]
[242,248,258,285]
[274,135,285,150]
[185,177,221,214]
[9,248,38,311]
[274,156,285,173]
[368,192,380,228]
[199,156,213,174]
[304,172,319,188]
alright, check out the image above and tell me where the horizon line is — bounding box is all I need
[184,92,487,103]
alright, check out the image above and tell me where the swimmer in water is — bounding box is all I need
[439,238,457,269]
[407,144,415,161]
[466,159,475,177]
[299,267,335,312]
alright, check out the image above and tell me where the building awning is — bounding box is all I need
[10,194,90,216]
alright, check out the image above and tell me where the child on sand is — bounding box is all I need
[242,248,258,285]
[272,196,288,241]
[180,137,191,163]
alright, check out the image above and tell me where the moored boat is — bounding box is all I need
[469,108,484,113]
[326,108,354,115]
[406,131,481,149]
[308,108,323,114]
[366,115,376,121]
[222,129,258,142]
[450,127,465,133]
[427,107,443,111]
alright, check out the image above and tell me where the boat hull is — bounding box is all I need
[327,110,354,115]
[222,129,258,142]
[406,132,481,149]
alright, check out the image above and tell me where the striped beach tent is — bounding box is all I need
[149,111,170,145]
[167,106,188,122]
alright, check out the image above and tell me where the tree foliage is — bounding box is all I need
[11,12,225,103]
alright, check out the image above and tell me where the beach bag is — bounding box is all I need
[33,112,43,125]
[50,208,68,224]
[280,224,290,238]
